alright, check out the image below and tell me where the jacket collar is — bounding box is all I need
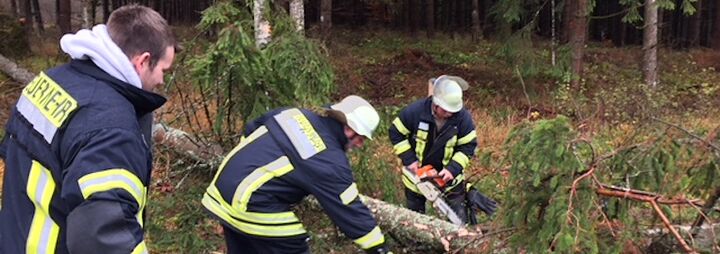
[320,115,349,151]
[70,59,166,116]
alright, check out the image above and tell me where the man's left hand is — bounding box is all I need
[438,169,454,182]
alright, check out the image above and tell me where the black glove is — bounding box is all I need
[366,245,393,254]
[467,187,497,216]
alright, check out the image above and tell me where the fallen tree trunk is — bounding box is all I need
[0,53,34,84]
[152,124,488,252]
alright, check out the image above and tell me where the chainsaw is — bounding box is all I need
[403,165,464,225]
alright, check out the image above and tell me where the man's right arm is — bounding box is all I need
[61,128,149,254]
[388,109,417,167]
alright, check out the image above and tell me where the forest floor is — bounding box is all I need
[2,26,720,253]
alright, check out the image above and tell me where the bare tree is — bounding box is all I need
[713,0,720,49]
[471,0,481,41]
[569,0,587,89]
[10,0,18,17]
[643,0,658,88]
[320,0,331,37]
[30,0,44,33]
[426,0,434,38]
[688,0,702,47]
[57,0,72,34]
[289,0,304,33]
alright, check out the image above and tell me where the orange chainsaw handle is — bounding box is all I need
[416,165,447,188]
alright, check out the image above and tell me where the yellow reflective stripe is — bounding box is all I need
[206,185,300,224]
[78,169,145,207]
[212,126,268,185]
[340,183,359,205]
[401,171,420,193]
[442,135,457,166]
[354,226,385,249]
[457,130,477,145]
[131,241,148,254]
[452,152,470,168]
[233,156,294,212]
[445,173,465,193]
[392,117,410,135]
[202,193,307,237]
[25,161,60,254]
[275,109,326,159]
[392,140,411,155]
[415,130,428,162]
[20,72,78,127]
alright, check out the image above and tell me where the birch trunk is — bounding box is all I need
[289,0,304,33]
[254,0,271,48]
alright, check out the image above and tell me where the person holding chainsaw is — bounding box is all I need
[202,95,391,254]
[389,75,497,225]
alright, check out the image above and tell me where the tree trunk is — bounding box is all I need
[57,0,72,34]
[320,0,331,36]
[20,0,32,33]
[0,53,35,85]
[254,0,271,48]
[689,0,702,47]
[643,0,658,88]
[102,0,109,22]
[561,0,575,43]
[569,0,587,90]
[10,0,18,17]
[426,0,434,38]
[711,0,720,49]
[471,0,481,41]
[408,0,417,36]
[30,0,43,33]
[289,0,304,33]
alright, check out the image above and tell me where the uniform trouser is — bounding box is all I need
[224,225,311,254]
[404,184,468,224]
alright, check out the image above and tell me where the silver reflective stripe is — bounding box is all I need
[17,95,57,143]
[232,156,294,211]
[26,161,60,254]
[340,183,359,205]
[79,175,143,200]
[274,109,326,159]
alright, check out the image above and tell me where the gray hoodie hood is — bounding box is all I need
[60,24,142,89]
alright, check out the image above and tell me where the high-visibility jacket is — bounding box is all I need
[0,60,165,254]
[202,108,387,251]
[388,97,477,193]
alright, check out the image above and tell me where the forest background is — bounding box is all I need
[2,0,720,253]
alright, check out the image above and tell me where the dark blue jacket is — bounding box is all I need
[389,97,477,192]
[202,108,386,251]
[0,60,165,254]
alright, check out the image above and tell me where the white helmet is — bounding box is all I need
[431,75,467,113]
[328,95,380,139]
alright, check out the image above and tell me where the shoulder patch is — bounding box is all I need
[274,108,327,159]
[17,72,78,143]
[418,122,429,131]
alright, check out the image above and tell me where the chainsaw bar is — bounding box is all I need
[404,168,464,225]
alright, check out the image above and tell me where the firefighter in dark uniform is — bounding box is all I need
[0,5,176,254]
[389,75,495,224]
[202,95,392,254]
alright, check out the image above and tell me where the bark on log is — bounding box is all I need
[0,53,35,84]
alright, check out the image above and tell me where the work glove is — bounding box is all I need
[366,245,393,254]
[467,187,497,216]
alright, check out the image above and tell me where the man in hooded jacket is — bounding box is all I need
[0,4,176,254]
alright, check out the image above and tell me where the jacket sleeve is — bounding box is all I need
[297,151,387,251]
[388,107,417,166]
[446,111,477,176]
[60,128,149,254]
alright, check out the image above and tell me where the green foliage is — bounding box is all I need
[502,116,599,253]
[188,1,335,148]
